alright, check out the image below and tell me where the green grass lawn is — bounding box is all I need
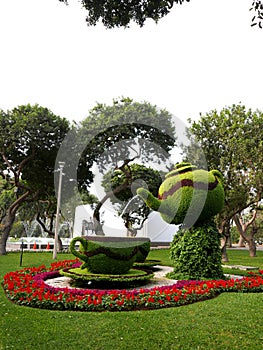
[1,249,263,350]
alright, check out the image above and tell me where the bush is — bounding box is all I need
[170,220,224,280]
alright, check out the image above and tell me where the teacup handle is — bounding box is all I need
[70,237,88,262]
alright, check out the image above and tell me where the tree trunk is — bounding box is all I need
[0,232,8,255]
[92,183,131,235]
[237,235,246,247]
[221,245,229,262]
[0,190,31,255]
[228,233,232,248]
[247,238,257,257]
[58,236,63,252]
[0,214,16,255]
[218,219,230,262]
[92,158,139,235]
[233,211,258,257]
[36,212,64,251]
[93,204,104,235]
[125,221,137,237]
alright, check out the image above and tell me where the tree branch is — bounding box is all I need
[93,152,141,234]
[36,212,54,237]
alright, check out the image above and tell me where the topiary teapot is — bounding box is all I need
[137,162,224,226]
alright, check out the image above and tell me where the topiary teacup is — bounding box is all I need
[70,236,150,275]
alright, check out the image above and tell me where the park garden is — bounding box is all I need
[0,99,263,349]
[1,249,263,349]
[1,2,263,349]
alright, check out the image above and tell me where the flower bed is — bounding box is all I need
[2,259,263,312]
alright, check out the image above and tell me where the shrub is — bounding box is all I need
[170,220,224,280]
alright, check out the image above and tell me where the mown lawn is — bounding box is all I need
[1,249,263,350]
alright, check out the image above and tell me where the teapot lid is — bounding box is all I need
[165,162,197,178]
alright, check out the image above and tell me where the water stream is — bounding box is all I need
[120,194,143,218]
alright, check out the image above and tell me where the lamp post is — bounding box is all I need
[53,161,65,259]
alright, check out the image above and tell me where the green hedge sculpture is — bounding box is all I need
[137,162,225,280]
[137,162,225,225]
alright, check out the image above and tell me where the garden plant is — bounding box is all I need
[137,162,225,279]
[2,251,263,313]
[2,162,263,317]
[2,250,263,349]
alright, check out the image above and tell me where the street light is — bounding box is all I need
[53,161,65,259]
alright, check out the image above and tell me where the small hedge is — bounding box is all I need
[60,266,154,289]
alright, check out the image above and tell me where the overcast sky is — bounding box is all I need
[1,0,262,125]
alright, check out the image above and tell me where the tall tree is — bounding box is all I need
[77,97,176,233]
[59,0,263,28]
[0,104,70,255]
[184,104,263,259]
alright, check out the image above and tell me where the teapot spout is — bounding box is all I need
[136,188,162,212]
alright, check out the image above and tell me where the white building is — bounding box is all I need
[73,204,177,243]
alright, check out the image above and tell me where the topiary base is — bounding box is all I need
[60,267,154,289]
[170,220,224,280]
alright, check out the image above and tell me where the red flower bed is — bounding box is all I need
[2,260,263,312]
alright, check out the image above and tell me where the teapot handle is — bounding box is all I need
[70,237,88,262]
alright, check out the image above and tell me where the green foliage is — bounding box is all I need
[230,225,240,244]
[170,220,224,279]
[102,163,162,229]
[60,266,153,289]
[250,1,263,28]
[134,240,150,262]
[103,163,162,202]
[222,267,258,277]
[83,240,136,275]
[0,104,69,193]
[9,221,25,238]
[0,181,15,223]
[58,0,262,29]
[0,104,70,202]
[1,252,263,349]
[59,0,190,28]
[137,162,225,226]
[59,223,71,238]
[0,104,70,254]
[70,236,150,274]
[31,223,42,237]
[137,187,162,211]
[185,104,263,230]
[78,97,176,191]
[251,209,263,243]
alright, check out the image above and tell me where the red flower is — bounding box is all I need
[147,297,155,303]
[3,259,263,312]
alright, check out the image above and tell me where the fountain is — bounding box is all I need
[58,162,225,289]
[119,194,143,218]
